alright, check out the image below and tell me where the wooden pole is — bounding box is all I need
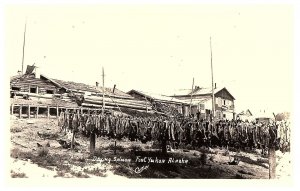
[47,106,50,119]
[56,106,59,118]
[210,37,215,122]
[28,105,30,119]
[190,77,194,117]
[71,116,75,150]
[36,106,39,118]
[268,147,276,179]
[268,120,277,179]
[19,105,22,118]
[21,21,27,75]
[162,139,167,155]
[102,67,105,115]
[90,130,96,156]
[11,104,14,115]
[114,141,117,155]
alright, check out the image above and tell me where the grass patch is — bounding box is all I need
[83,167,107,177]
[11,171,27,178]
[10,148,34,159]
[54,171,66,178]
[129,144,143,151]
[104,143,125,152]
[197,147,218,155]
[10,126,22,133]
[70,170,90,178]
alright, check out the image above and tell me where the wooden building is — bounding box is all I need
[171,86,236,120]
[10,65,153,118]
[237,109,254,121]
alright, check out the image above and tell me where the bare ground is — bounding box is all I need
[9,116,291,179]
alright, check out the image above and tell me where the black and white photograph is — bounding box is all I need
[2,0,298,186]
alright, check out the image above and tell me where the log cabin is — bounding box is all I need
[10,65,153,118]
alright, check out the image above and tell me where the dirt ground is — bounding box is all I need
[9,115,292,179]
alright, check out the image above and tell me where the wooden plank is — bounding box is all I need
[90,131,96,156]
[56,106,59,118]
[47,106,50,119]
[19,105,22,118]
[28,105,30,119]
[11,104,14,115]
[36,106,39,118]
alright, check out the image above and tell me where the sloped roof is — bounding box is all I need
[128,89,188,105]
[40,74,133,99]
[238,109,253,116]
[172,86,235,100]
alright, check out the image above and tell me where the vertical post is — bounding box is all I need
[28,105,30,119]
[102,67,105,115]
[21,21,27,75]
[47,106,50,119]
[190,77,194,117]
[81,107,83,114]
[56,106,59,118]
[11,104,14,115]
[268,147,276,179]
[114,141,117,155]
[210,37,215,123]
[19,105,22,118]
[36,106,39,118]
[162,139,167,155]
[71,114,75,151]
[90,131,96,156]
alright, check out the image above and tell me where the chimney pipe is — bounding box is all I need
[96,82,99,87]
[113,84,116,93]
[215,83,216,89]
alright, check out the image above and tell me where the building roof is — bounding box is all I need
[40,74,133,99]
[128,89,189,105]
[172,86,235,100]
[238,109,253,116]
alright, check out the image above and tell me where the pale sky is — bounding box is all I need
[5,4,294,114]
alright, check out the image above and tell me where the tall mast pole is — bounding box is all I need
[102,67,105,115]
[190,77,194,117]
[21,21,27,75]
[210,37,215,122]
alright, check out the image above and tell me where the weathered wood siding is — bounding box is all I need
[10,77,58,94]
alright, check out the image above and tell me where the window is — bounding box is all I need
[223,100,226,105]
[12,87,20,91]
[30,86,37,93]
[46,90,54,94]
